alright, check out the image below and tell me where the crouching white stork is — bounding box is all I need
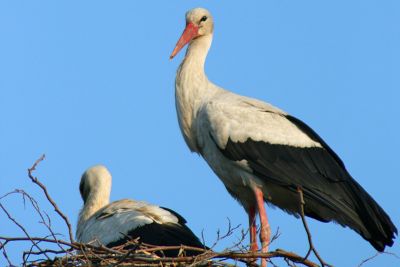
[169,7,397,264]
[76,165,206,256]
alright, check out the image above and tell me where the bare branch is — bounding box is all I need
[27,154,74,243]
[0,241,16,267]
[210,218,242,250]
[0,203,50,260]
[21,189,69,255]
[297,186,332,267]
[358,251,400,267]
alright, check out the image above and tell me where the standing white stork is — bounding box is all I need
[169,7,397,263]
[76,165,206,256]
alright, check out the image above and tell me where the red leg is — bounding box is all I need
[253,186,270,267]
[249,205,258,252]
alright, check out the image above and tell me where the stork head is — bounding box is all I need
[170,7,214,59]
[79,165,112,205]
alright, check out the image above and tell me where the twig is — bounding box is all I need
[109,250,133,267]
[0,203,50,260]
[0,190,22,200]
[0,237,74,249]
[136,244,208,254]
[27,154,74,243]
[21,189,69,254]
[0,241,16,267]
[297,187,332,267]
[210,218,241,250]
[358,251,400,267]
[214,250,319,267]
[269,227,281,246]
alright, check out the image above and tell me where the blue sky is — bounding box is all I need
[0,1,399,266]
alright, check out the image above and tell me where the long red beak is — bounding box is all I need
[170,22,199,59]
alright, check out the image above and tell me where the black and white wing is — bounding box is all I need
[77,199,205,256]
[199,93,397,251]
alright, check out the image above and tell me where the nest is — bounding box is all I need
[4,155,390,267]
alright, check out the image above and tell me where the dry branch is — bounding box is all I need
[297,187,332,267]
[0,202,50,261]
[27,154,74,243]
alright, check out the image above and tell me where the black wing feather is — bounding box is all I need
[285,115,346,169]
[107,221,206,256]
[217,114,397,251]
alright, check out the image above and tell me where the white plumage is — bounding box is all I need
[197,94,322,148]
[77,199,178,246]
[76,165,205,254]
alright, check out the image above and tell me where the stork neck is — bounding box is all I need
[180,34,212,77]
[175,34,215,151]
[78,189,110,224]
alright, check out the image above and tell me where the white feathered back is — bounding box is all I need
[76,166,179,246]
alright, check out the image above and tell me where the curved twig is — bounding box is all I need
[0,204,50,260]
[297,187,333,267]
[27,154,75,243]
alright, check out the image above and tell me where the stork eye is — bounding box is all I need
[200,16,208,22]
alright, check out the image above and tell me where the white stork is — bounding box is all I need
[169,7,397,262]
[76,165,206,256]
